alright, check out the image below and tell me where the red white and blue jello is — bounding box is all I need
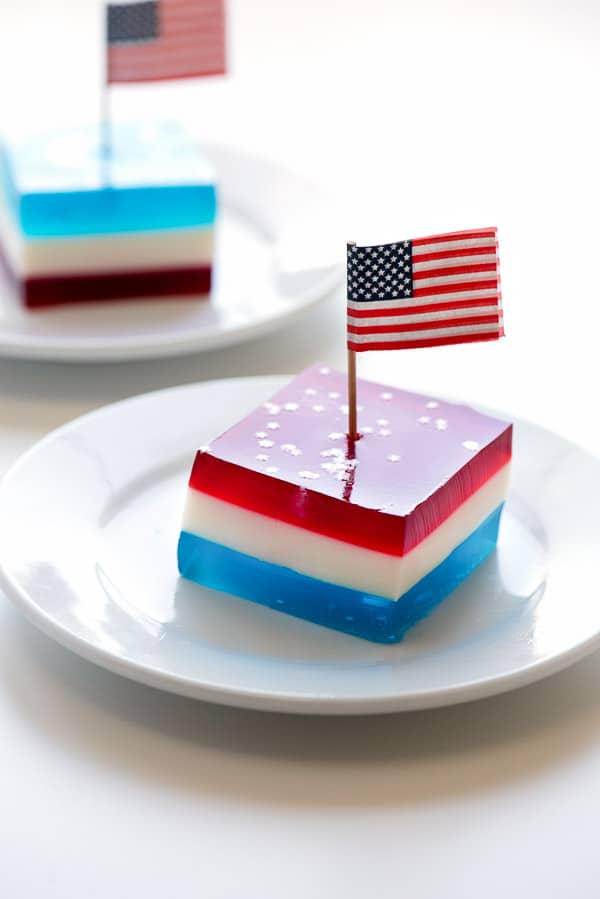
[178,365,512,643]
[0,123,216,308]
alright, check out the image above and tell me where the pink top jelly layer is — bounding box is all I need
[189,365,512,556]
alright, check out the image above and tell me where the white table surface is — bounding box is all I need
[2,1,600,895]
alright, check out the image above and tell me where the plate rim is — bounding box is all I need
[1,375,600,715]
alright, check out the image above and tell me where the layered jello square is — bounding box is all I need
[0,123,216,308]
[178,365,512,643]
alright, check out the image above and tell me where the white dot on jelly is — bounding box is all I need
[322,461,346,474]
[462,440,480,451]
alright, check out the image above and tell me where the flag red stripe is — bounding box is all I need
[412,229,496,247]
[348,315,500,336]
[139,32,224,43]
[110,46,224,61]
[110,52,224,68]
[110,53,224,77]
[347,295,500,318]
[110,53,224,70]
[412,245,497,264]
[109,67,224,80]
[348,331,502,352]
[163,13,223,24]
[110,36,224,52]
[413,262,498,280]
[112,45,224,60]
[109,52,224,66]
[161,26,223,36]
[107,67,224,82]
[412,278,498,297]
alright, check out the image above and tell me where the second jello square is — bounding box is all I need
[178,365,512,642]
[0,122,216,307]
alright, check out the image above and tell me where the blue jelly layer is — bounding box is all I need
[0,123,216,237]
[177,505,503,643]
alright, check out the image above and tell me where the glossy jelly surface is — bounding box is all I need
[190,365,512,555]
[178,505,503,643]
[0,122,216,237]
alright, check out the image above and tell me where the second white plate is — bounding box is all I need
[1,375,599,715]
[0,146,342,362]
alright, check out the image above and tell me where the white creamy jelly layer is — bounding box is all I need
[0,199,214,276]
[181,463,510,600]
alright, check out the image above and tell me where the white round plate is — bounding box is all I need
[0,146,342,362]
[1,376,599,715]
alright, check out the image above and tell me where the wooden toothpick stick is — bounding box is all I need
[346,240,358,440]
[347,347,358,440]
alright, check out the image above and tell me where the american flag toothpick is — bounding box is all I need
[345,227,503,438]
[106,0,226,84]
[101,0,226,159]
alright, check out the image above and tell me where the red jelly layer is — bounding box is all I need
[21,265,212,307]
[189,365,512,557]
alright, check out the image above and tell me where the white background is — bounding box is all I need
[1,1,600,896]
